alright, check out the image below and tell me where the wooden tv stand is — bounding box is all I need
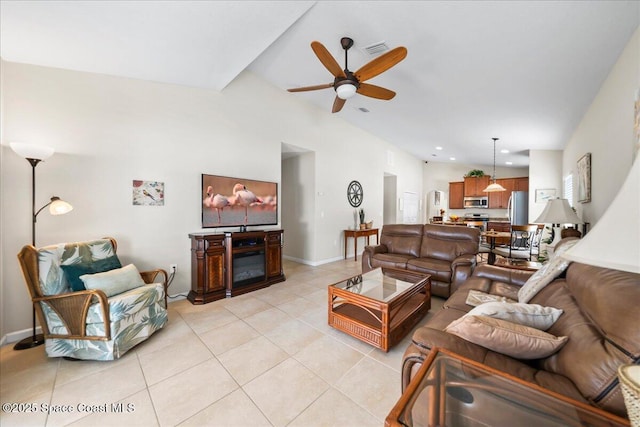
[187,230,285,304]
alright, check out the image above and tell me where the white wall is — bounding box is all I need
[0,61,424,339]
[562,28,640,226]
[528,150,563,222]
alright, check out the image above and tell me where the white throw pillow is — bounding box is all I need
[81,264,146,297]
[465,289,516,307]
[466,302,563,331]
[445,315,568,359]
[518,239,579,303]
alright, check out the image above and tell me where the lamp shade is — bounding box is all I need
[563,158,639,273]
[48,197,73,215]
[336,83,357,99]
[533,198,582,224]
[483,182,507,192]
[10,143,55,160]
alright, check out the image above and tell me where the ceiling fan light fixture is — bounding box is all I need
[336,82,357,99]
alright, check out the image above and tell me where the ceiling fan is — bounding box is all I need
[288,37,407,113]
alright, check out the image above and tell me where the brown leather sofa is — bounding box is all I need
[402,242,640,418]
[362,224,480,298]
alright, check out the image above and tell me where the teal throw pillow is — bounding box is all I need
[61,255,122,291]
[80,264,146,297]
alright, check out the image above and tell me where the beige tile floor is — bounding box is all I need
[0,259,444,427]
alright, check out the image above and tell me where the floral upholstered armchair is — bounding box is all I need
[16,237,168,360]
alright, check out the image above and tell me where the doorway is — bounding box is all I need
[383,173,397,224]
[281,143,315,262]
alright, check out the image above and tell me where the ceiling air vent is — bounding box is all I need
[362,41,389,56]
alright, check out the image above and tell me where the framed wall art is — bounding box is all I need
[577,153,591,203]
[535,188,556,203]
[133,180,164,206]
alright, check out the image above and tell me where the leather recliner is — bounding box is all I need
[362,224,480,298]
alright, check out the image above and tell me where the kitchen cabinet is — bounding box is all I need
[515,177,529,191]
[488,177,529,209]
[464,176,490,197]
[449,182,464,209]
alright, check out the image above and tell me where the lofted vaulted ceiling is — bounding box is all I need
[1,1,638,168]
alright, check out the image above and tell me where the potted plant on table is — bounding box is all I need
[359,209,366,230]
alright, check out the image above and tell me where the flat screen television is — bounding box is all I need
[202,174,278,229]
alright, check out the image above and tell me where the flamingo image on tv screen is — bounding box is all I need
[202,174,278,228]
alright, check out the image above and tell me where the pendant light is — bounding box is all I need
[483,137,507,192]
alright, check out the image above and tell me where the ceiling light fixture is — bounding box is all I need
[483,137,507,192]
[335,81,357,99]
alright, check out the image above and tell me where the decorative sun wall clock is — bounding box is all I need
[347,180,363,207]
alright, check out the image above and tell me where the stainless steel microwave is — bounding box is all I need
[463,196,488,208]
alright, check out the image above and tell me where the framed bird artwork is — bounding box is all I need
[133,180,165,206]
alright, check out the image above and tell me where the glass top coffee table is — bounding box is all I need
[328,268,431,352]
[386,348,630,426]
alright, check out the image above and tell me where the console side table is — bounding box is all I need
[344,228,379,261]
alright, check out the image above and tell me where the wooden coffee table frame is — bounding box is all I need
[386,348,630,427]
[328,268,431,352]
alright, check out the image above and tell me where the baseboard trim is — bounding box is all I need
[283,254,346,266]
[1,326,44,346]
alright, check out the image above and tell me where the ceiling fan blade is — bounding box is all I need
[332,96,346,113]
[311,41,346,78]
[354,46,407,82]
[357,83,396,100]
[287,83,334,93]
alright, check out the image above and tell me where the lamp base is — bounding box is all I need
[13,334,45,350]
[550,226,564,246]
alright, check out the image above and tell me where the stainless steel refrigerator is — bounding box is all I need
[508,191,528,226]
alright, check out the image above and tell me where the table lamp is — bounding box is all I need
[533,198,582,247]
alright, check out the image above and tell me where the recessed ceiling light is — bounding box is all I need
[431,153,438,157]
[435,146,443,150]
[505,161,513,165]
[501,149,509,154]
[450,157,456,161]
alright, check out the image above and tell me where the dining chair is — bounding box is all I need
[492,224,539,261]
[530,224,544,260]
[466,221,490,262]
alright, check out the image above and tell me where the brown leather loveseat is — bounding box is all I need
[361,224,480,298]
[402,241,640,419]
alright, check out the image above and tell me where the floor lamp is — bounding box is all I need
[10,143,73,350]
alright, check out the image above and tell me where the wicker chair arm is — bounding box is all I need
[139,269,168,308]
[33,289,111,341]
